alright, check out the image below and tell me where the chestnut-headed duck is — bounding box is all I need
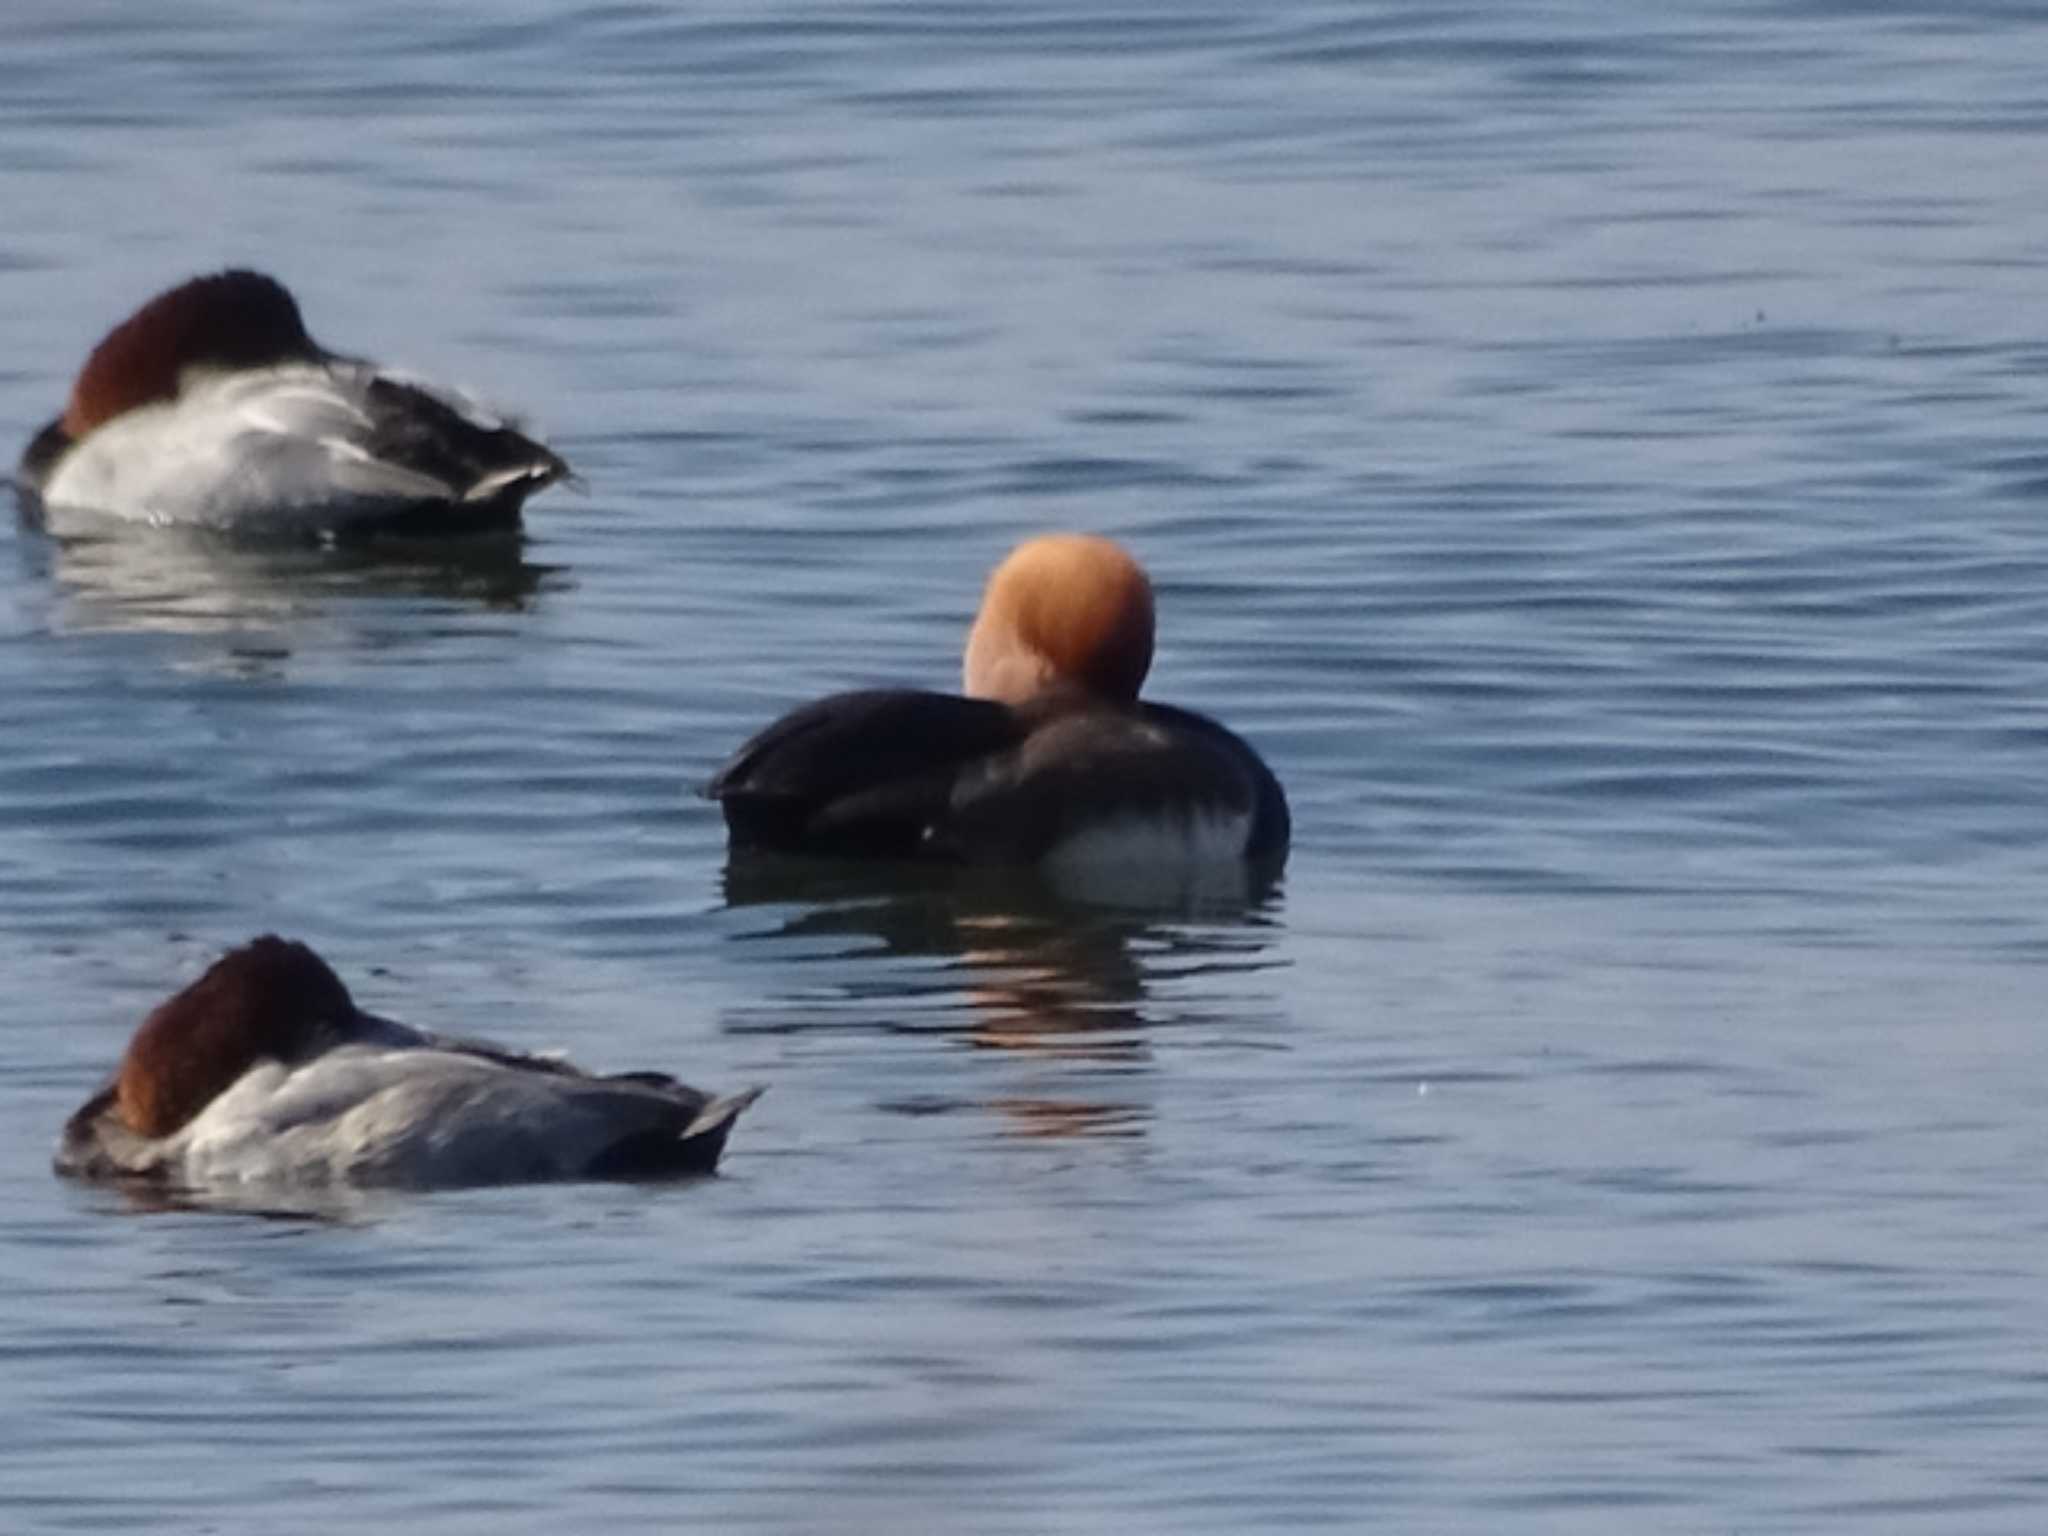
[18,270,569,538]
[56,937,761,1191]
[707,534,1289,873]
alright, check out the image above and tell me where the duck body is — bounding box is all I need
[709,686,1288,869]
[19,271,567,539]
[57,938,759,1193]
[707,534,1289,874]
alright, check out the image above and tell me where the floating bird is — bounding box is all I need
[19,270,569,537]
[709,533,1289,875]
[57,937,760,1192]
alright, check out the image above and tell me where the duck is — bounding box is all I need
[707,533,1289,874]
[55,936,761,1192]
[17,269,569,538]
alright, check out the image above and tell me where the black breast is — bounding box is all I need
[16,416,73,499]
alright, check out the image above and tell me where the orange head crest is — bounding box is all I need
[115,936,358,1139]
[962,534,1155,705]
[62,270,320,439]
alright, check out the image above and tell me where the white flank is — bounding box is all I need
[1042,808,1250,875]
[35,362,501,533]
[165,1043,666,1189]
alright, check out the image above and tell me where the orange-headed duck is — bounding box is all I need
[18,270,569,538]
[56,937,761,1191]
[707,534,1289,873]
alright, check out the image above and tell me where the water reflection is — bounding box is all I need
[13,512,558,640]
[59,1165,722,1224]
[718,855,1286,1139]
[56,1169,403,1225]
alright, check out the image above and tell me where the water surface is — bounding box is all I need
[3,3,2047,1530]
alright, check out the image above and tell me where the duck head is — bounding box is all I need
[113,934,365,1139]
[962,533,1155,706]
[60,269,324,441]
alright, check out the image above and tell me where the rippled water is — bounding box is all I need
[4,2,2047,1530]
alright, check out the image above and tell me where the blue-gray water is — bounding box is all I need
[4,3,2047,1530]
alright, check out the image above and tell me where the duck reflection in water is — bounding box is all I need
[12,515,558,646]
[717,857,1286,1140]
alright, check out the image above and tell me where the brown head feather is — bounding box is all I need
[963,534,1156,705]
[62,270,321,438]
[115,936,358,1139]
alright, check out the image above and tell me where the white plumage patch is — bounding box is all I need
[1041,807,1251,875]
[37,362,490,533]
[1037,809,1261,909]
[168,1044,621,1188]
